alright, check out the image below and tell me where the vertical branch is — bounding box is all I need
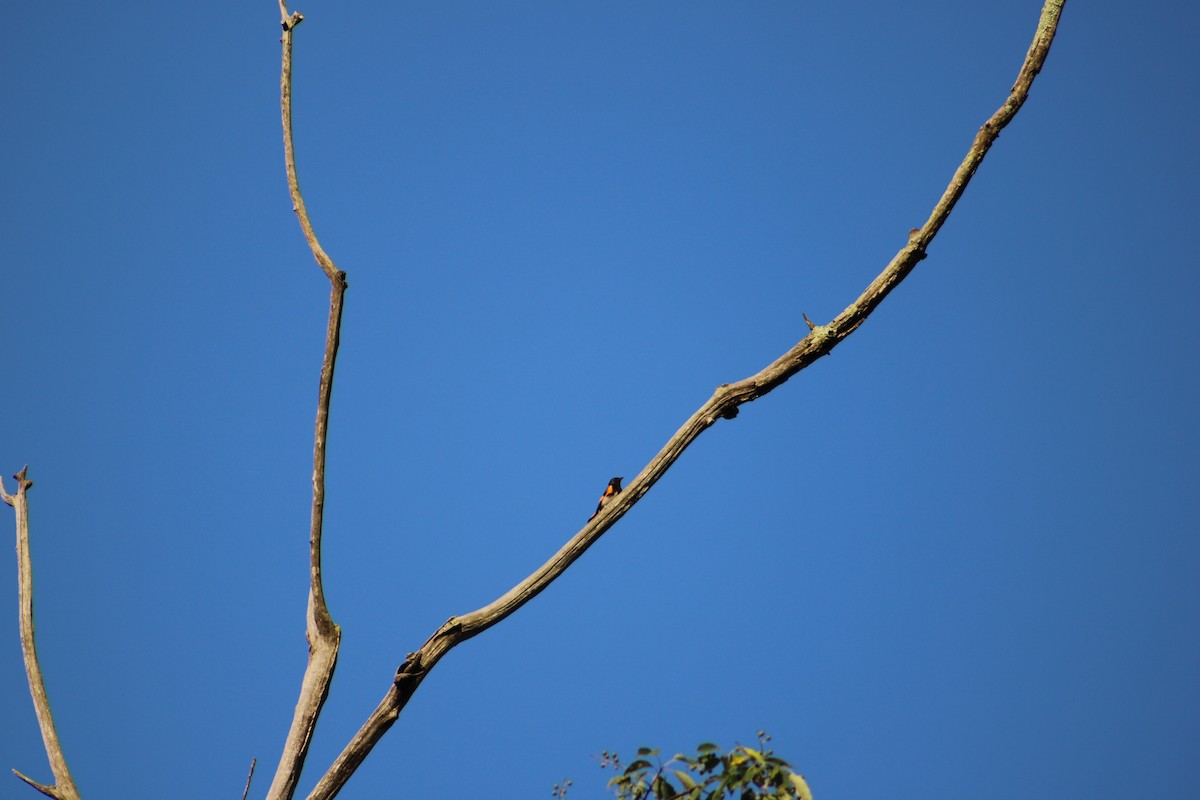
[3,468,81,800]
[266,2,347,799]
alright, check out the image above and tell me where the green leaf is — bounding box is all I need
[741,747,766,765]
[653,775,677,799]
[673,770,698,791]
[593,737,809,800]
[789,773,813,800]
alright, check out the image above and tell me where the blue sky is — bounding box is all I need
[2,1,1198,798]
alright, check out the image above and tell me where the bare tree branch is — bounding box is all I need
[298,2,1067,798]
[265,3,346,799]
[3,468,81,800]
[241,757,257,800]
[12,770,66,800]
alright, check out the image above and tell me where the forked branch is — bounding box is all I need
[265,2,346,799]
[3,468,81,800]
[300,2,1066,798]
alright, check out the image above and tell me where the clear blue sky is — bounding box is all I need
[3,2,1198,798]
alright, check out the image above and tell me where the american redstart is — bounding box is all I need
[589,477,623,521]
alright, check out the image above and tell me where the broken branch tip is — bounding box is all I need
[11,769,58,799]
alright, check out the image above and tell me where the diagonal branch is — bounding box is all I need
[4,467,82,800]
[266,3,346,799]
[241,757,257,800]
[302,2,1067,798]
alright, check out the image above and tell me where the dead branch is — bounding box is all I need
[3,468,81,800]
[264,2,346,799]
[298,2,1067,798]
[241,757,257,800]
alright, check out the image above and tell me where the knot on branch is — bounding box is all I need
[395,652,423,684]
[282,11,304,31]
[907,229,928,260]
[2,466,32,504]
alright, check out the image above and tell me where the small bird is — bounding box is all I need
[589,477,623,521]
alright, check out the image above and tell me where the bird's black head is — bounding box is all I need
[610,477,623,490]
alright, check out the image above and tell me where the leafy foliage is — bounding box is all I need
[557,732,812,800]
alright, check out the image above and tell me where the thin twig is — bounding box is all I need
[12,769,62,800]
[5,467,81,800]
[264,2,345,799]
[241,757,257,800]
[302,2,1066,798]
